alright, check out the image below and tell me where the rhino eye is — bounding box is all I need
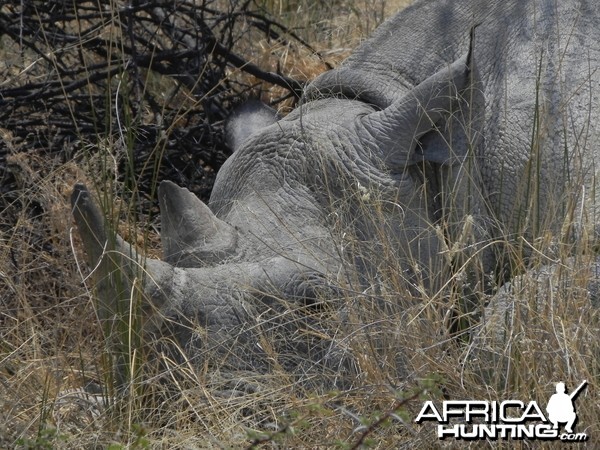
[281,271,343,311]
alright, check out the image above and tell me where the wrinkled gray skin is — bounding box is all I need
[72,0,600,387]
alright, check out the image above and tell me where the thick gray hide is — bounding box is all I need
[72,0,600,387]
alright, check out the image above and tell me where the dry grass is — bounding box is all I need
[1,0,598,448]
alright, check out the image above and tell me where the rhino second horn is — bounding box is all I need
[158,180,238,267]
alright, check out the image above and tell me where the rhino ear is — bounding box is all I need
[225,100,279,152]
[158,180,238,267]
[360,49,472,168]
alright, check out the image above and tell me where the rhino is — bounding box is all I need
[72,0,600,387]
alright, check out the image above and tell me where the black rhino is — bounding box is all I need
[72,0,600,386]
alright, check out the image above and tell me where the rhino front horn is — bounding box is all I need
[71,183,162,320]
[158,180,238,267]
[71,183,111,267]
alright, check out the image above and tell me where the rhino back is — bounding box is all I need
[307,0,600,235]
[475,0,600,232]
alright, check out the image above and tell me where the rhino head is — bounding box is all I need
[71,36,490,386]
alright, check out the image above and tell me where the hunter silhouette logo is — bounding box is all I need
[415,380,589,442]
[546,380,587,434]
